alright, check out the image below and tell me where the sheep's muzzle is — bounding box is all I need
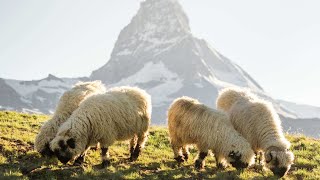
[271,167,288,178]
[54,150,73,164]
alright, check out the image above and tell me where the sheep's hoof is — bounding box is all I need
[174,156,185,163]
[129,156,138,162]
[195,159,205,170]
[73,161,83,166]
[129,146,141,162]
[183,153,189,161]
[100,160,111,168]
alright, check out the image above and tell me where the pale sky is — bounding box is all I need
[0,0,319,107]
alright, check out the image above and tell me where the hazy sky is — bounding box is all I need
[0,0,319,107]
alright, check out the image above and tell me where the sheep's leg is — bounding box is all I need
[254,152,258,164]
[215,156,227,169]
[100,146,110,168]
[73,148,89,166]
[195,151,208,169]
[182,146,189,161]
[130,132,148,161]
[73,154,85,166]
[258,151,263,165]
[171,140,184,163]
[129,135,138,156]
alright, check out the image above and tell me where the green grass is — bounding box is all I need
[0,111,319,179]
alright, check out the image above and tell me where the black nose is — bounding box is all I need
[57,156,70,164]
[55,152,71,164]
[272,167,288,177]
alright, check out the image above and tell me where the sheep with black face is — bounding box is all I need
[34,81,106,157]
[216,88,294,177]
[168,96,255,170]
[50,86,151,167]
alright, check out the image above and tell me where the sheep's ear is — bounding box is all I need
[266,151,278,164]
[265,152,273,163]
[228,151,235,158]
[228,151,241,160]
[67,138,76,149]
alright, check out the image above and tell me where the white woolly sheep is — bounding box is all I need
[168,96,255,170]
[216,88,294,177]
[34,81,106,157]
[49,86,151,167]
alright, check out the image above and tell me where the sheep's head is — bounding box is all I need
[50,130,81,164]
[227,150,254,170]
[265,149,294,177]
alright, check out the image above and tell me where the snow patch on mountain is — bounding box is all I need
[2,74,86,114]
[111,61,183,106]
[5,74,78,98]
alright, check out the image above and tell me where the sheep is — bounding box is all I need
[216,88,294,177]
[49,86,151,167]
[168,96,255,170]
[34,81,106,157]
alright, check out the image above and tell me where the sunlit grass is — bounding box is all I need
[0,111,319,179]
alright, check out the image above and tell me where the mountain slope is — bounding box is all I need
[279,100,320,119]
[0,78,30,111]
[2,74,88,114]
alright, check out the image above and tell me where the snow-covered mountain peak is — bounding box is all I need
[112,0,191,58]
[123,0,190,38]
[91,0,192,83]
[138,0,190,33]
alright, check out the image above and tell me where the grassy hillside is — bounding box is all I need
[0,111,319,179]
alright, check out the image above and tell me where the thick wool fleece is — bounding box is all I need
[34,81,106,154]
[50,86,151,163]
[216,88,294,177]
[216,87,256,112]
[168,96,254,168]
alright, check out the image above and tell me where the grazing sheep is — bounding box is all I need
[34,81,106,157]
[168,96,255,170]
[49,86,151,167]
[216,88,294,177]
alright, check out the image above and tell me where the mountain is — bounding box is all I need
[91,0,264,121]
[1,74,88,114]
[0,78,30,111]
[1,0,320,137]
[279,100,320,119]
[90,0,305,121]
